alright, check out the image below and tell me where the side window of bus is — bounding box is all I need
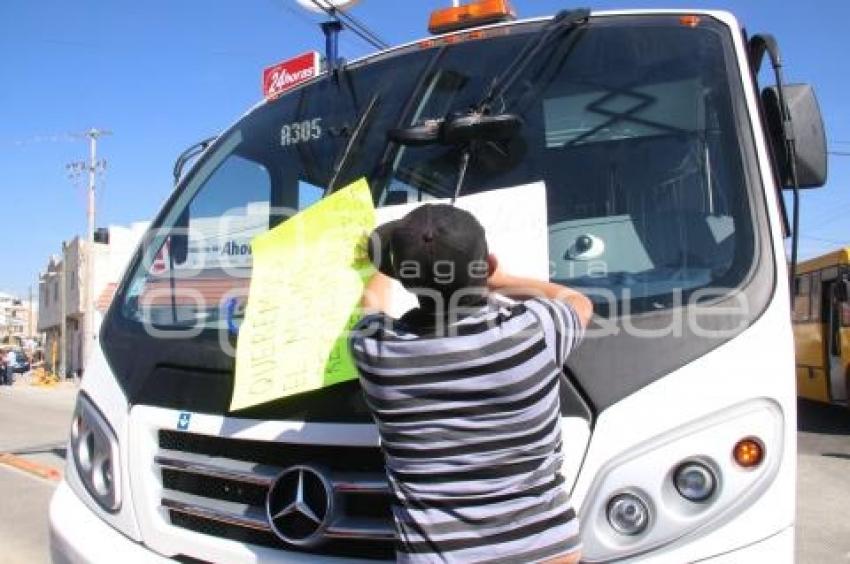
[174,155,271,272]
[793,274,811,322]
[839,272,850,327]
[127,154,273,328]
[809,270,821,322]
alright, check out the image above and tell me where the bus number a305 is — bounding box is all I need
[281,118,322,147]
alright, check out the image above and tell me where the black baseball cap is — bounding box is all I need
[369,204,489,298]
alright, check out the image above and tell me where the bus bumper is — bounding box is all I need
[49,481,171,564]
[50,474,793,564]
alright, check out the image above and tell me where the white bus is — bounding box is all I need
[49,4,828,563]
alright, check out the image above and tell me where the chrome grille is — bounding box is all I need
[156,430,395,560]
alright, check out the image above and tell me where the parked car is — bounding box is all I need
[10,350,30,374]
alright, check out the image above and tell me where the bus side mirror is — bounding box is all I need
[762,84,828,189]
[173,136,216,186]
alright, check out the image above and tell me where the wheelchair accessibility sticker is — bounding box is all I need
[177,412,191,431]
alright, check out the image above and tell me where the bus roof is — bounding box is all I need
[252,9,741,110]
[796,248,850,274]
[344,9,740,71]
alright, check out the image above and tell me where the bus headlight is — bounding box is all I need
[673,461,716,502]
[607,493,650,535]
[70,393,121,512]
[578,399,783,562]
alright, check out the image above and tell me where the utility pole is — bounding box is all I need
[67,128,110,376]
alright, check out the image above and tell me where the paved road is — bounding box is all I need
[796,399,850,563]
[0,383,77,469]
[0,465,58,564]
[1,386,848,563]
[0,383,77,564]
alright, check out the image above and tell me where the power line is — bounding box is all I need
[2,132,77,148]
[306,0,389,50]
[323,3,388,49]
[803,201,850,229]
[270,0,363,56]
[828,150,850,156]
[272,0,323,28]
[331,6,389,49]
[799,234,850,246]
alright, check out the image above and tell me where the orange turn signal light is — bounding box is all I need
[733,438,764,468]
[679,15,701,28]
[428,0,517,35]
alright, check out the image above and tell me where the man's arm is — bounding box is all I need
[360,271,394,315]
[486,255,593,328]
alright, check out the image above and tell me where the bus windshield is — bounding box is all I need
[121,14,758,330]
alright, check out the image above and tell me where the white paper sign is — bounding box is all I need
[375,182,549,317]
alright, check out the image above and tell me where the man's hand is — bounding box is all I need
[485,254,511,289]
[361,271,394,315]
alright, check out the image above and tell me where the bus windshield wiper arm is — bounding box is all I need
[477,8,590,113]
[388,9,590,148]
[327,92,381,194]
[385,12,590,201]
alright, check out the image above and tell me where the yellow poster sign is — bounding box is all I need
[230,178,375,411]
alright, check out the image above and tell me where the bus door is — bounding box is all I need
[821,270,848,403]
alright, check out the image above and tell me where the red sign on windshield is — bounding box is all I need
[262,51,321,99]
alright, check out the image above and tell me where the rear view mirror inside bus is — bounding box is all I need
[388,112,523,146]
[762,83,828,189]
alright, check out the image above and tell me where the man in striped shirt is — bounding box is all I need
[350,204,592,563]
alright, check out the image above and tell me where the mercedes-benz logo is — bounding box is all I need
[266,465,334,547]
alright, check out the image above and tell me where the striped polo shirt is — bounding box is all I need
[350,297,585,563]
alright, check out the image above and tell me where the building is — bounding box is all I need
[38,222,148,377]
[0,292,36,345]
[24,301,38,342]
[0,292,22,339]
[38,256,63,373]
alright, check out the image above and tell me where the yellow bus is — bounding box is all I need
[794,248,850,406]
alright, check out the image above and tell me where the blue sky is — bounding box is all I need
[2,0,849,299]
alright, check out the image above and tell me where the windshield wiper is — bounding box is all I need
[477,8,590,113]
[388,8,590,148]
[380,11,591,202]
[326,92,381,194]
[445,10,593,202]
